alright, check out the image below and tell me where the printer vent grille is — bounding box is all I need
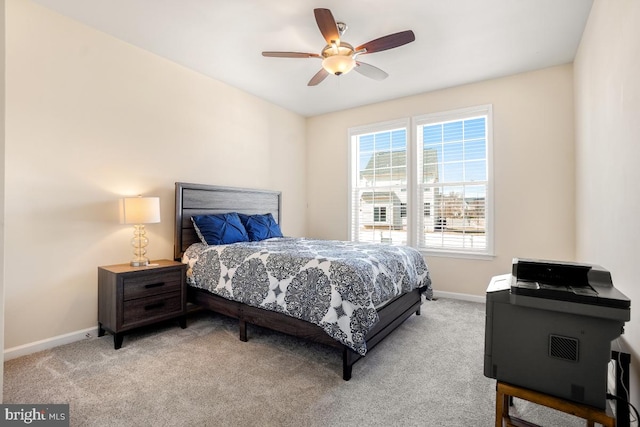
[549,334,579,362]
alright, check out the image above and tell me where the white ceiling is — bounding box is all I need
[31,0,593,117]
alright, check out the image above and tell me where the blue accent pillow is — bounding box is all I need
[191,213,249,245]
[237,213,283,241]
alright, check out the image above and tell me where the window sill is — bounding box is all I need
[419,249,496,261]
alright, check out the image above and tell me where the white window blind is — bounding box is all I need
[349,120,409,245]
[415,105,492,254]
[347,106,492,257]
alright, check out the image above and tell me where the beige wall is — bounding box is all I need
[574,0,640,409]
[1,0,5,401]
[4,0,307,349]
[307,65,576,296]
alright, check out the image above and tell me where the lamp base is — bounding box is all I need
[130,224,150,267]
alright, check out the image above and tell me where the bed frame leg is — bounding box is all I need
[239,319,247,342]
[416,305,421,316]
[343,347,357,381]
[343,367,352,381]
[343,359,352,380]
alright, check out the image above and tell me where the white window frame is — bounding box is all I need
[348,118,412,246]
[413,105,494,259]
[347,105,494,259]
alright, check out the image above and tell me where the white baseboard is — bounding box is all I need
[432,290,486,304]
[4,326,100,361]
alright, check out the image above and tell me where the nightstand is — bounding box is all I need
[98,259,187,349]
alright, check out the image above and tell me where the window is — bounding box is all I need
[373,207,387,222]
[348,106,493,257]
[415,105,492,255]
[349,119,409,245]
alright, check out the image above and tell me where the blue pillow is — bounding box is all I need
[191,213,249,245]
[237,213,283,241]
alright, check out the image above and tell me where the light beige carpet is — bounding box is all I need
[4,298,587,426]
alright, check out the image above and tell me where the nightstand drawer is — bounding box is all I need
[123,292,182,325]
[123,269,183,301]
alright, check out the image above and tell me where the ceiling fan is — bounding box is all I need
[262,8,415,86]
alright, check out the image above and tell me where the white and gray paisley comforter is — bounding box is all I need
[182,237,432,355]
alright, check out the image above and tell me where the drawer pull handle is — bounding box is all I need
[145,282,165,289]
[144,302,165,311]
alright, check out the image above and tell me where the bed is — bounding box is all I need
[174,182,432,380]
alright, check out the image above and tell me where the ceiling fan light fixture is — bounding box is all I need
[322,55,356,76]
[263,8,416,85]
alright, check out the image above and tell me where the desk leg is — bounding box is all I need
[496,383,509,427]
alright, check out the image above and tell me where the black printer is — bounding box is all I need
[511,258,630,310]
[484,258,630,409]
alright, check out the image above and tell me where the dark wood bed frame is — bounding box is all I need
[174,182,426,380]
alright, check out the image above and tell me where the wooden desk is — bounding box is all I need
[496,381,615,427]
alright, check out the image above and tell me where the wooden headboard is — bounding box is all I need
[174,182,282,260]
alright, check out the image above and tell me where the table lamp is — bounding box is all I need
[121,196,161,266]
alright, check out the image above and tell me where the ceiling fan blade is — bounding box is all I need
[314,8,340,45]
[354,61,389,81]
[262,51,322,59]
[308,69,330,86]
[355,30,415,54]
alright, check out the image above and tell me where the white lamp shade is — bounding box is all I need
[121,196,161,224]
